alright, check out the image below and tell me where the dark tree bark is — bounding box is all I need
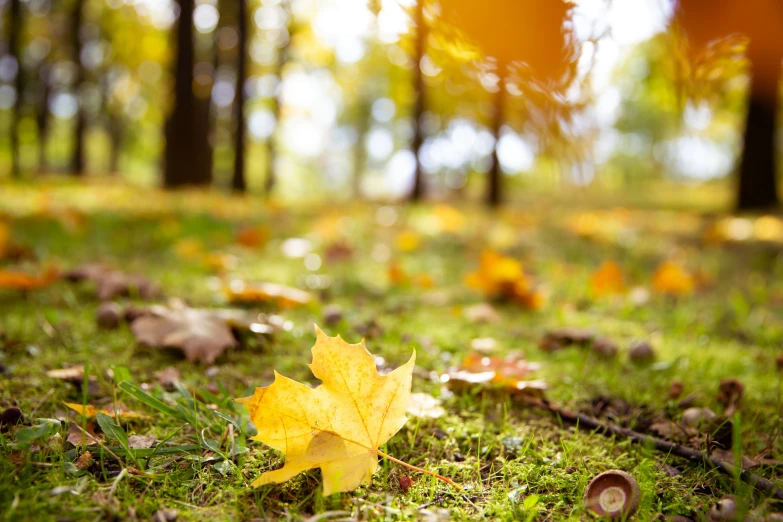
[736,46,781,211]
[36,62,51,174]
[487,71,506,207]
[409,0,426,201]
[353,99,371,198]
[164,0,212,187]
[232,0,248,192]
[9,0,23,178]
[70,0,86,176]
[265,0,292,197]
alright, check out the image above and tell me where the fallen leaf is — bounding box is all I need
[464,250,544,309]
[236,226,269,248]
[0,266,59,291]
[66,422,100,446]
[461,352,543,387]
[130,302,249,364]
[128,434,156,449]
[590,260,626,296]
[63,402,146,419]
[446,353,546,394]
[46,365,99,396]
[407,392,446,419]
[65,264,159,301]
[396,231,421,252]
[154,366,181,391]
[225,280,313,308]
[74,450,94,469]
[236,326,416,495]
[651,261,694,296]
[463,302,500,324]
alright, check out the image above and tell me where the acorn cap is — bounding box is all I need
[584,470,641,521]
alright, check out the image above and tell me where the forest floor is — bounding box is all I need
[0,181,782,521]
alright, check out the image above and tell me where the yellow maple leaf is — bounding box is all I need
[237,327,453,495]
[63,402,146,419]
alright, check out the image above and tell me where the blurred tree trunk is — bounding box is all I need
[70,0,86,176]
[736,46,781,211]
[353,99,371,198]
[410,0,426,201]
[36,63,51,173]
[265,0,292,197]
[487,71,506,207]
[165,0,212,187]
[232,0,248,192]
[9,0,23,178]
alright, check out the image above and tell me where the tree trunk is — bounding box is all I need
[409,0,426,201]
[736,47,781,211]
[36,63,51,174]
[9,0,23,178]
[487,71,506,207]
[70,0,86,176]
[265,0,291,197]
[164,0,211,187]
[232,0,248,192]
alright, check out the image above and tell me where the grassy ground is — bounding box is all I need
[0,181,781,521]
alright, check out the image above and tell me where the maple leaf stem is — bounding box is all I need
[374,448,461,490]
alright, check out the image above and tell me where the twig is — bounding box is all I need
[521,397,783,501]
[374,449,461,490]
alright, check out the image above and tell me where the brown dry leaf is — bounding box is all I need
[225,280,313,308]
[65,264,159,301]
[64,402,146,419]
[74,450,94,470]
[128,435,156,449]
[46,365,99,396]
[0,266,59,291]
[130,302,250,364]
[590,260,626,296]
[236,326,418,495]
[66,421,100,446]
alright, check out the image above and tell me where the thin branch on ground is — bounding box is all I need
[520,396,783,502]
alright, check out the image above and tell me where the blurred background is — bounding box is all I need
[0,0,780,210]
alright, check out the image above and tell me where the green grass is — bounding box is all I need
[0,181,781,521]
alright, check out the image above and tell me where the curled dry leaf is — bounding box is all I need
[74,450,94,470]
[65,264,159,301]
[130,302,257,364]
[225,280,313,308]
[236,326,422,495]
